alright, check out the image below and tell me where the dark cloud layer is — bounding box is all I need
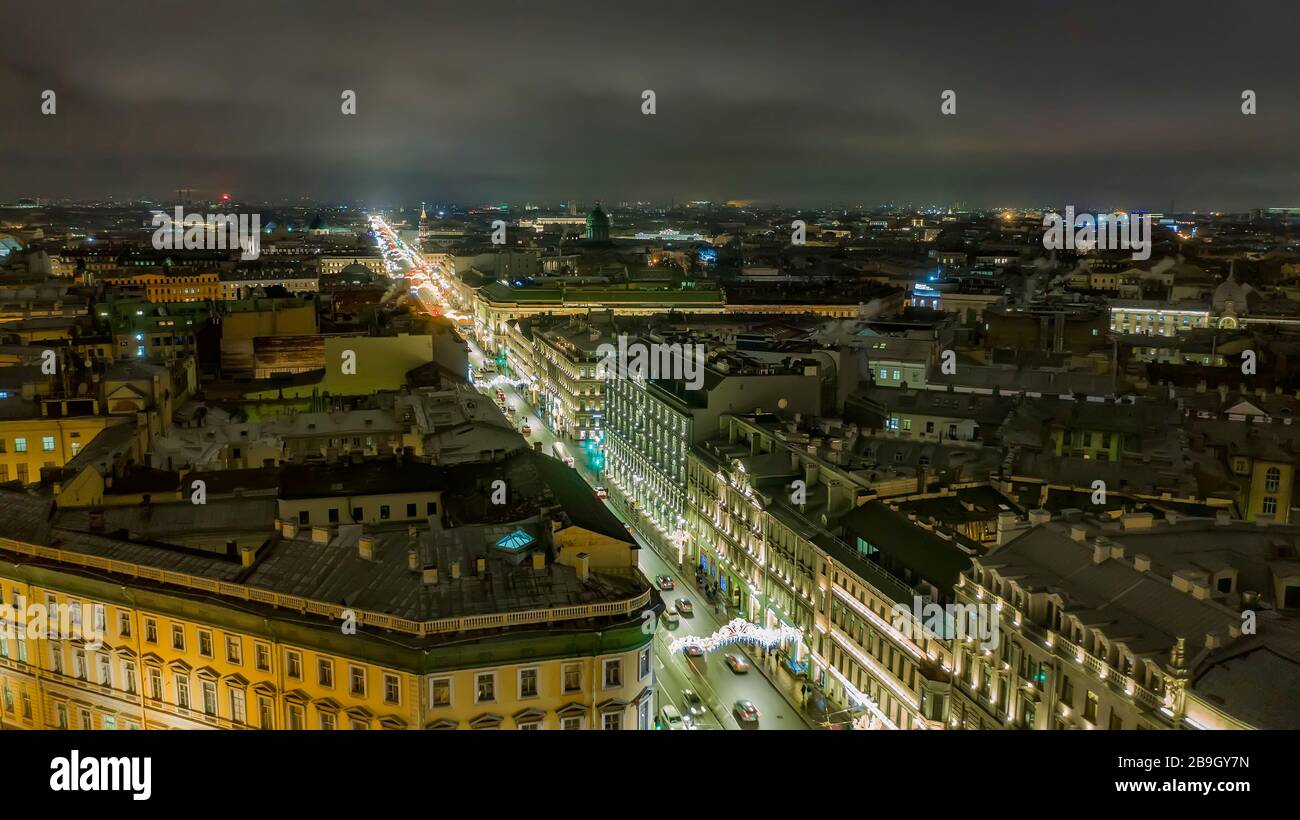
[3,0,1298,209]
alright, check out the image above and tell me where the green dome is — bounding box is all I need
[585,204,610,241]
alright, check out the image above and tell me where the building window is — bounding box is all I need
[14,437,26,453]
[319,711,336,730]
[171,624,185,651]
[41,436,55,452]
[175,675,190,709]
[349,666,366,697]
[230,689,247,724]
[145,618,157,643]
[384,673,401,704]
[519,668,539,699]
[639,648,651,680]
[1263,497,1278,516]
[226,636,242,665]
[258,696,274,729]
[475,672,496,703]
[380,505,391,520]
[602,711,623,731]
[255,643,271,672]
[287,704,305,730]
[198,630,213,657]
[118,611,132,638]
[286,650,302,679]
[318,658,334,688]
[202,680,218,715]
[1265,467,1281,493]
[148,668,163,701]
[1084,690,1099,723]
[563,663,581,693]
[430,678,452,708]
[603,659,622,688]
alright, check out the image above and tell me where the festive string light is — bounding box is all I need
[669,618,803,655]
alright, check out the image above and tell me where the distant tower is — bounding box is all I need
[418,202,430,242]
[585,203,610,242]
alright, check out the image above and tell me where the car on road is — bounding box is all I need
[724,653,750,674]
[656,575,674,591]
[659,704,686,730]
[660,608,680,629]
[495,389,506,403]
[594,486,608,500]
[520,425,532,436]
[675,598,694,616]
[681,689,706,716]
[733,699,760,727]
[683,643,704,658]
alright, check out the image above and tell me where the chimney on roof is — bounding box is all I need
[422,567,438,586]
[313,526,331,544]
[476,557,486,576]
[1133,554,1152,572]
[240,544,256,568]
[450,561,461,580]
[407,547,419,571]
[531,552,546,572]
[358,534,375,559]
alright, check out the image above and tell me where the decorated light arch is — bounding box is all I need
[668,618,803,655]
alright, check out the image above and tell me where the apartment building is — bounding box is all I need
[0,451,657,730]
[950,509,1300,730]
[604,345,821,541]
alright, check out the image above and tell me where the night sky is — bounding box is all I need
[3,0,1298,209]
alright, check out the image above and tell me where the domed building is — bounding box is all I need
[307,214,330,236]
[585,203,610,242]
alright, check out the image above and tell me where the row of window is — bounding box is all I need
[0,435,58,453]
[432,650,651,708]
[296,500,437,525]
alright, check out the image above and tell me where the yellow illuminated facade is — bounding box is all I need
[0,534,655,730]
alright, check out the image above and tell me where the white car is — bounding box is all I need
[659,704,686,730]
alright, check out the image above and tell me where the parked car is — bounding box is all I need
[656,575,675,591]
[681,689,706,716]
[724,653,750,674]
[496,389,506,403]
[733,699,760,727]
[660,704,686,730]
[683,643,704,657]
[660,608,680,629]
[675,598,694,616]
[594,486,608,500]
[520,424,532,436]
